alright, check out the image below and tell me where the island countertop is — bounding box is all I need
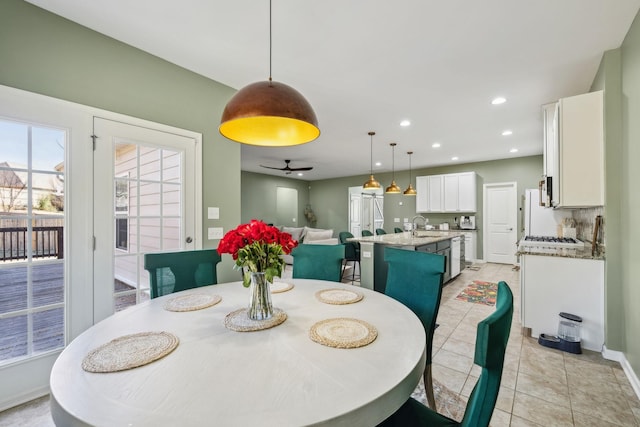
[348,230,464,247]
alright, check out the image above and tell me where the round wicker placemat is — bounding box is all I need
[224,308,287,332]
[315,288,364,305]
[82,331,179,373]
[309,318,377,349]
[163,294,222,312]
[270,281,294,293]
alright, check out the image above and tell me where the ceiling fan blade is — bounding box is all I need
[290,167,313,171]
[259,165,286,171]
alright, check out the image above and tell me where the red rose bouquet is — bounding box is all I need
[217,220,298,287]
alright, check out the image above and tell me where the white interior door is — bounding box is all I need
[483,182,518,264]
[93,117,200,323]
[348,187,362,237]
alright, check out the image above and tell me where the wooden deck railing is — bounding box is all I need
[0,226,64,261]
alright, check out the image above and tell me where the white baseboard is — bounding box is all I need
[0,385,49,413]
[603,345,640,401]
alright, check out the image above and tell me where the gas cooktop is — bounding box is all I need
[519,235,585,249]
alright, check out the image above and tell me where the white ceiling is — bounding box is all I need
[27,0,640,180]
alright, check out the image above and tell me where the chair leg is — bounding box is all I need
[424,363,436,411]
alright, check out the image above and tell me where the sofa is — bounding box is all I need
[279,226,339,266]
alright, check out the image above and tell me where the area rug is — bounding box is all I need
[455,280,497,306]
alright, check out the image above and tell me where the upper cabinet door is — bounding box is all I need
[557,91,604,207]
[457,172,477,212]
[415,176,429,212]
[444,175,459,211]
[428,175,443,212]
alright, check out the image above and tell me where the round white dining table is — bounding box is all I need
[50,279,426,427]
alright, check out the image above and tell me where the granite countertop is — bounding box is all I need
[516,244,605,261]
[348,230,464,246]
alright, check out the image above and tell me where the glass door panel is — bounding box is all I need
[0,118,65,366]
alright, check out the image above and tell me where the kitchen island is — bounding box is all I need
[349,231,464,293]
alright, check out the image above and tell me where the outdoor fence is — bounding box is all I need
[0,226,63,261]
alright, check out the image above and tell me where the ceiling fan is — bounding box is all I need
[259,159,313,175]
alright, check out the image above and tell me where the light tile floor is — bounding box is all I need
[1,262,639,426]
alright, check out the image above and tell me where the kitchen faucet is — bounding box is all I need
[411,215,427,236]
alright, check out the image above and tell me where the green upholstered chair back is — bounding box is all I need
[291,244,345,282]
[362,229,374,237]
[375,228,387,235]
[143,249,221,298]
[460,281,514,427]
[338,231,360,261]
[384,247,445,364]
[394,227,404,233]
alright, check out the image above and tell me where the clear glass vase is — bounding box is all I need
[248,272,273,320]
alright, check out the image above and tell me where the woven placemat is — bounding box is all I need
[224,308,287,332]
[270,281,294,293]
[315,288,364,305]
[309,318,377,349]
[163,294,222,312]
[82,331,179,373]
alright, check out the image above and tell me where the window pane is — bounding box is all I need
[0,120,28,166]
[32,126,65,172]
[0,265,27,313]
[0,314,27,360]
[33,308,64,352]
[32,263,64,307]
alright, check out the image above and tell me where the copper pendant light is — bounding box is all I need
[404,151,417,196]
[219,0,320,146]
[385,142,402,194]
[363,131,381,189]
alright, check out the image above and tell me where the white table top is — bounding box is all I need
[50,279,425,427]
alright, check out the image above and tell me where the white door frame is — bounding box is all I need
[483,182,518,264]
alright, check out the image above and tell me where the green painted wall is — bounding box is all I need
[619,9,640,375]
[0,0,241,282]
[308,155,544,258]
[241,171,311,227]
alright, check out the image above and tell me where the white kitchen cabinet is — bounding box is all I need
[416,172,476,213]
[461,231,476,262]
[543,91,603,208]
[557,90,604,207]
[428,176,443,212]
[520,254,604,351]
[415,176,429,212]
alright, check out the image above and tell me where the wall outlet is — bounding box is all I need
[394,217,400,223]
[208,227,223,240]
[403,218,408,223]
[362,251,372,258]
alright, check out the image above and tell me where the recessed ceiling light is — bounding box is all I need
[400,120,411,127]
[375,161,382,167]
[451,156,459,161]
[510,148,518,153]
[502,130,513,136]
[432,142,441,148]
[297,172,304,176]
[491,97,506,105]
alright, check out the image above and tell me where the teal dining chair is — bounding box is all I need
[362,229,374,237]
[383,246,445,410]
[375,228,387,235]
[380,281,514,427]
[291,244,345,282]
[338,231,360,282]
[394,227,404,233]
[144,249,221,298]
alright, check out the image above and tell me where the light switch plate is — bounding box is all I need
[207,207,220,220]
[208,227,223,240]
[394,217,400,223]
[362,251,372,258]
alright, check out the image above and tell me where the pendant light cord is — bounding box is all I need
[269,0,273,82]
